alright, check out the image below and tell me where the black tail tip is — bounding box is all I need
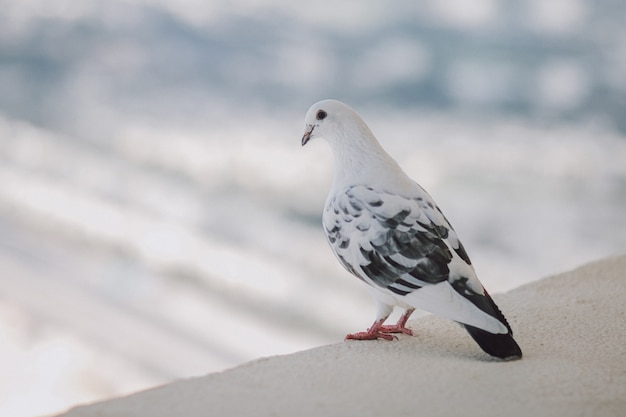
[463,325,522,360]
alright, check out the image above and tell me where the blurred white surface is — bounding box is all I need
[1,1,626,416]
[1,110,625,417]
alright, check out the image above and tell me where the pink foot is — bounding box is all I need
[345,330,395,341]
[379,308,416,336]
[379,324,413,336]
[345,318,395,341]
[344,309,416,341]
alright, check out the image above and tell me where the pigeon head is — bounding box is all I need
[300,99,410,191]
[301,99,365,147]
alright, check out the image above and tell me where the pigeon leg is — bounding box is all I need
[379,308,415,336]
[346,317,394,340]
[345,318,395,341]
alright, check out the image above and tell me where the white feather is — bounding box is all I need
[382,283,507,334]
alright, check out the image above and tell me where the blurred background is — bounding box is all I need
[1,0,626,416]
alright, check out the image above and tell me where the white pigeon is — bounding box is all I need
[301,99,522,360]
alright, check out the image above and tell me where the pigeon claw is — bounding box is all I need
[345,309,415,341]
[379,324,414,336]
[345,331,395,341]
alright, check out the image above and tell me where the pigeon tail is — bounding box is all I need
[462,325,522,360]
[461,289,522,359]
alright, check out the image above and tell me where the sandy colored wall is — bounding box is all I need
[58,254,626,417]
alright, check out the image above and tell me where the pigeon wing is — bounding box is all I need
[324,185,465,289]
[324,185,510,334]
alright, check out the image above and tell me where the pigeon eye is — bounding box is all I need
[316,110,327,120]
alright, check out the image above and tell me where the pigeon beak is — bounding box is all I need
[301,124,315,146]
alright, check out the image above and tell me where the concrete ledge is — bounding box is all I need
[58,254,626,417]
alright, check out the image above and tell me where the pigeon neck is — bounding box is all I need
[328,126,404,191]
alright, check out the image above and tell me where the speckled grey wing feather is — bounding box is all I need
[324,185,473,297]
[323,185,518,336]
